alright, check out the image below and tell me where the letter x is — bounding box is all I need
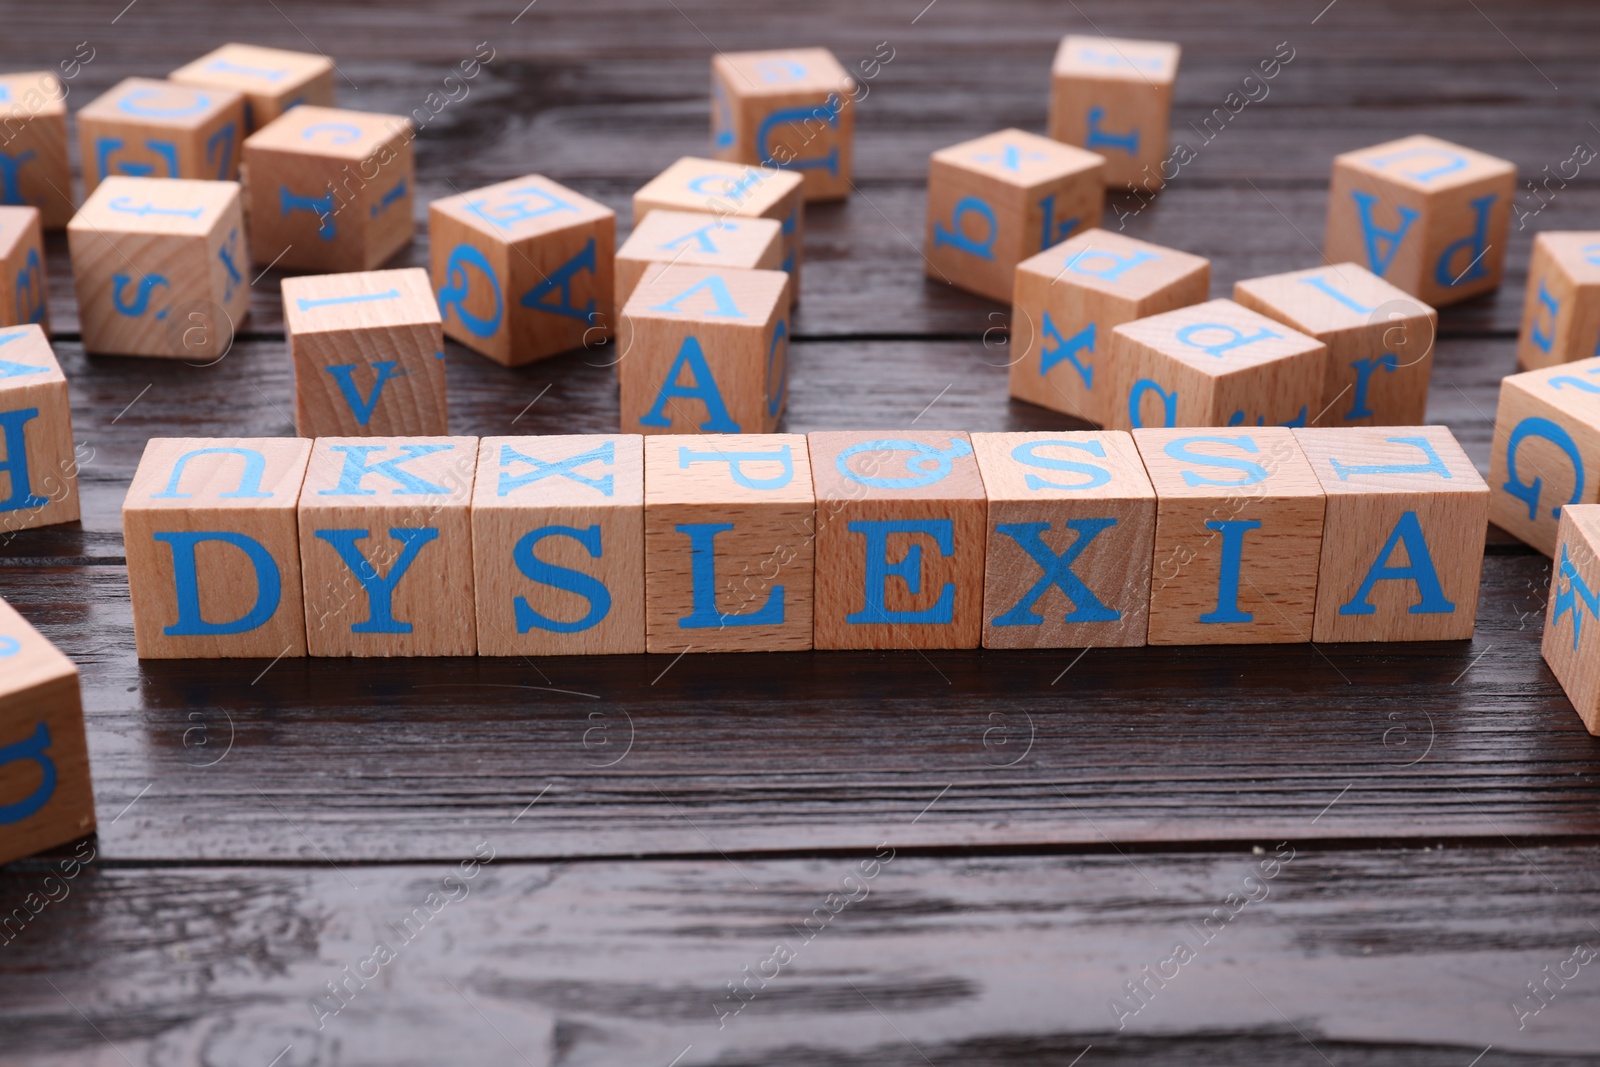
[499,441,614,497]
[992,519,1119,626]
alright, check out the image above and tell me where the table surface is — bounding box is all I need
[4,1,1600,1064]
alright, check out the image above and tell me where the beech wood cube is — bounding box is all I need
[633,157,804,294]
[77,77,245,193]
[0,205,48,330]
[1516,232,1600,371]
[1048,35,1180,189]
[170,43,336,132]
[616,209,783,310]
[0,324,77,534]
[1487,356,1600,556]
[0,71,74,228]
[711,48,855,202]
[1543,504,1600,734]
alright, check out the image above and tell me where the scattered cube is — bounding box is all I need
[122,437,313,659]
[243,105,414,273]
[0,70,75,228]
[926,127,1104,304]
[471,434,645,656]
[429,174,616,367]
[0,324,78,534]
[1048,35,1180,190]
[618,263,791,435]
[282,267,446,437]
[169,43,336,132]
[77,77,245,193]
[1516,232,1600,371]
[1324,134,1516,307]
[1487,356,1600,556]
[1543,503,1600,734]
[1295,425,1488,642]
[809,430,986,649]
[0,205,49,330]
[710,48,855,202]
[971,430,1155,648]
[68,176,250,358]
[644,433,814,652]
[616,209,783,309]
[1010,227,1209,425]
[298,436,477,657]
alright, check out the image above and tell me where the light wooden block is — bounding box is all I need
[1516,232,1600,371]
[242,105,414,273]
[643,433,814,653]
[972,430,1155,648]
[122,437,312,659]
[1135,427,1324,645]
[0,324,78,534]
[1235,263,1437,428]
[1010,228,1209,425]
[1486,356,1600,556]
[618,263,790,435]
[1542,504,1600,734]
[282,268,446,437]
[68,176,250,359]
[927,128,1104,304]
[170,43,336,132]
[1295,425,1488,642]
[616,209,783,310]
[471,434,645,656]
[710,48,855,203]
[0,71,74,228]
[0,205,48,330]
[298,436,477,657]
[77,77,245,194]
[1104,298,1326,431]
[809,430,986,649]
[429,174,615,367]
[1324,134,1516,307]
[1048,35,1180,190]
[0,595,93,866]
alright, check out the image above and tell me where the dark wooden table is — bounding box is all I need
[5,1,1600,1063]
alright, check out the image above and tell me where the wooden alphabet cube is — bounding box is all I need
[68,176,250,358]
[809,430,986,649]
[1234,263,1437,428]
[122,437,312,659]
[0,71,75,228]
[1048,35,1180,190]
[0,205,48,330]
[710,48,855,203]
[1010,228,1209,425]
[243,105,414,273]
[0,595,93,866]
[616,209,783,309]
[77,77,245,194]
[1516,232,1600,371]
[1135,427,1324,645]
[429,174,615,366]
[1324,135,1516,307]
[0,324,76,534]
[644,433,814,653]
[298,436,477,657]
[471,434,645,656]
[1542,504,1600,734]
[972,430,1155,648]
[618,263,790,435]
[282,268,446,437]
[170,43,336,132]
[927,128,1104,304]
[633,157,804,294]
[1295,425,1488,642]
[1487,356,1600,556]
[1104,298,1326,432]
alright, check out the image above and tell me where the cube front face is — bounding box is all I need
[0,205,49,331]
[633,157,805,290]
[0,325,77,534]
[121,437,312,658]
[0,71,75,228]
[1010,228,1209,424]
[616,210,784,310]
[1487,357,1600,556]
[77,78,245,194]
[169,43,336,132]
[1517,233,1600,372]
[973,430,1155,648]
[1049,35,1179,189]
[711,48,855,202]
[1543,505,1600,734]
[471,435,645,656]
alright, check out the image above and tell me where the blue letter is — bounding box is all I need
[1346,353,1398,420]
[438,243,503,338]
[933,196,997,260]
[511,525,611,633]
[1200,519,1261,624]
[1552,542,1600,650]
[1338,511,1455,616]
[847,519,955,625]
[835,438,972,490]
[1350,191,1418,277]
[1011,439,1110,491]
[1038,314,1095,388]
[155,531,282,636]
[519,237,598,322]
[324,361,404,427]
[1127,379,1177,428]
[1328,436,1450,481]
[676,522,785,628]
[1503,416,1584,521]
[680,445,793,490]
[0,407,46,512]
[1085,106,1138,154]
[639,336,740,432]
[1164,435,1268,488]
[992,519,1119,625]
[151,447,271,500]
[1063,246,1156,283]
[0,723,55,825]
[1299,273,1376,315]
[647,273,744,319]
[319,444,453,497]
[1529,278,1559,354]
[313,527,439,634]
[1175,321,1281,359]
[499,441,614,497]
[1435,194,1496,288]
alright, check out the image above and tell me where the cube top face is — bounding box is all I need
[933,128,1104,192]
[123,437,313,515]
[713,48,852,97]
[0,324,63,388]
[80,77,243,130]
[72,175,240,237]
[633,157,802,222]
[1053,35,1180,84]
[245,104,409,162]
[431,174,613,243]
[971,430,1152,502]
[0,595,75,697]
[0,205,42,258]
[1294,425,1486,497]
[170,43,334,104]
[809,430,986,504]
[1533,231,1600,287]
[1335,134,1515,194]
[302,437,477,506]
[624,262,788,329]
[644,433,814,506]
[474,434,644,510]
[1233,262,1435,340]
[0,71,66,117]
[1134,426,1323,502]
[1501,356,1600,425]
[1115,298,1325,377]
[619,210,783,273]
[1017,227,1209,305]
[282,268,440,335]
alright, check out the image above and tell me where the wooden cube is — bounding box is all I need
[643,433,814,653]
[1048,35,1180,190]
[618,263,791,435]
[242,105,414,273]
[1295,426,1488,642]
[1324,135,1516,307]
[1542,503,1600,734]
[471,434,645,656]
[68,176,250,358]
[1135,427,1325,645]
[170,43,336,132]
[1234,263,1437,428]
[298,436,477,657]
[926,128,1104,304]
[0,205,48,330]
[122,437,312,659]
[0,71,75,228]
[972,430,1155,648]
[0,324,77,534]
[616,209,783,310]
[1487,356,1600,556]
[282,268,446,437]
[1103,298,1326,431]
[77,77,245,194]
[1010,228,1209,425]
[1516,232,1600,371]
[0,595,93,866]
[429,174,616,367]
[809,430,986,649]
[710,48,855,203]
